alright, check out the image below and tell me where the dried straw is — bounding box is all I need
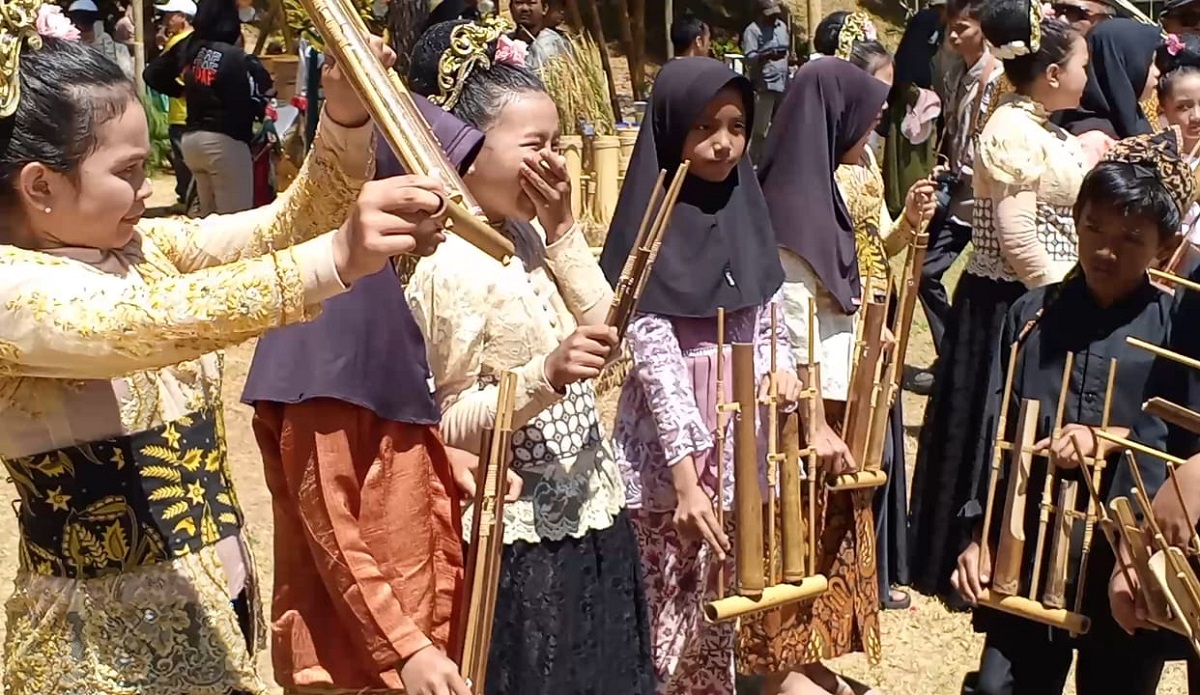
[541,32,616,137]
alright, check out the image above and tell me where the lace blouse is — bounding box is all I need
[0,115,374,695]
[967,95,1086,287]
[406,223,625,544]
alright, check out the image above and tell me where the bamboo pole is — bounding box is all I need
[630,0,645,97]
[584,0,622,122]
[132,0,146,95]
[563,0,584,30]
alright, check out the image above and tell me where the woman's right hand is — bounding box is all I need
[671,457,730,561]
[674,483,730,562]
[812,421,856,476]
[398,644,471,695]
[544,325,619,391]
[333,176,448,285]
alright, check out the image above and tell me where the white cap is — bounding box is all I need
[155,0,198,15]
[67,0,100,12]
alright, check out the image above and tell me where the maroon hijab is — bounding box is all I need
[758,58,890,314]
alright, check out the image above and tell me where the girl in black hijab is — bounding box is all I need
[1057,18,1162,162]
[745,56,908,694]
[601,57,804,695]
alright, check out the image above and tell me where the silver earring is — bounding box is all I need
[43,207,51,214]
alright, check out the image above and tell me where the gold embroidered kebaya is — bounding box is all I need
[0,115,375,695]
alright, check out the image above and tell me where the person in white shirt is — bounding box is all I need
[66,0,134,77]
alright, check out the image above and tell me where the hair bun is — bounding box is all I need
[977,0,1037,54]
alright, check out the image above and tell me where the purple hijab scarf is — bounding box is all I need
[240,95,484,424]
[758,58,890,314]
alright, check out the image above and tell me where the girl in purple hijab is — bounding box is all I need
[752,57,898,694]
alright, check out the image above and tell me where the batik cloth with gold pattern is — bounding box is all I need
[834,147,916,300]
[1103,127,1196,215]
[737,485,882,671]
[0,114,375,695]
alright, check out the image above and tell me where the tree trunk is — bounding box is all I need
[387,0,431,76]
[630,0,645,92]
[584,0,622,121]
[614,0,643,100]
[563,0,584,31]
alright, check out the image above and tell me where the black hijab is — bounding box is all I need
[599,57,783,319]
[758,58,890,315]
[1057,19,1161,139]
[240,96,484,423]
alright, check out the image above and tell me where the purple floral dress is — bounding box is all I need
[612,290,793,695]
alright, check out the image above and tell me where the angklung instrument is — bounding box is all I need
[829,229,930,491]
[456,371,518,693]
[295,0,515,262]
[704,302,828,622]
[606,162,690,340]
[974,350,1100,635]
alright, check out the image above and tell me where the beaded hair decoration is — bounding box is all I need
[835,12,877,60]
[431,12,522,111]
[990,1,1047,60]
[0,0,79,118]
[1103,127,1196,215]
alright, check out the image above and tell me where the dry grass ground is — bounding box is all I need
[0,169,1190,692]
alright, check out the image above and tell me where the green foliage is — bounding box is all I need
[141,91,173,177]
[710,36,740,61]
[281,0,385,51]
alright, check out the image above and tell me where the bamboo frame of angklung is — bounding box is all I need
[606,162,690,341]
[974,350,1095,635]
[1088,440,1200,658]
[704,300,828,623]
[456,371,518,693]
[295,0,515,262]
[829,230,930,491]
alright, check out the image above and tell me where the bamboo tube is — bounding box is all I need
[714,308,733,599]
[993,399,1040,596]
[828,470,889,490]
[1145,397,1200,435]
[764,306,782,585]
[592,135,622,225]
[606,162,689,340]
[979,344,1021,591]
[1127,336,1200,372]
[1069,359,1117,630]
[975,590,1091,634]
[806,298,819,576]
[296,0,515,261]
[460,371,519,692]
[780,409,806,583]
[704,576,830,622]
[1069,433,1140,615]
[561,135,585,221]
[1148,549,1200,657]
[1094,431,1188,467]
[1128,457,1200,638]
[1030,355,1074,602]
[732,343,765,599]
[1151,267,1200,293]
[1111,497,1175,624]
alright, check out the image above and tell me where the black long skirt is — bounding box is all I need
[908,272,1027,600]
[875,395,909,593]
[485,510,655,695]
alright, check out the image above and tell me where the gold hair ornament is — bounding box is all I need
[835,12,877,61]
[432,13,512,111]
[989,1,1047,60]
[0,0,44,119]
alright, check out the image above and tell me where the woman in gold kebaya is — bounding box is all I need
[0,4,444,692]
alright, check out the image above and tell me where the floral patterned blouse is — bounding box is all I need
[613,293,794,514]
[406,222,625,544]
[0,115,373,695]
